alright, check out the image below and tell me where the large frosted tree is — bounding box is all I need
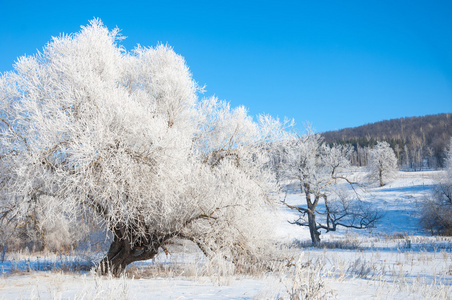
[0,20,286,275]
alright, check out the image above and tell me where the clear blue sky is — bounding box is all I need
[1,0,451,132]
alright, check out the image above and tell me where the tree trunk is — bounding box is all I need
[96,224,159,277]
[307,210,320,246]
[304,187,321,247]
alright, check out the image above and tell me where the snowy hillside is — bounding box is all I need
[1,170,451,299]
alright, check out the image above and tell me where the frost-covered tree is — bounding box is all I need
[445,138,452,176]
[367,141,398,187]
[280,132,379,246]
[421,138,452,235]
[0,19,287,275]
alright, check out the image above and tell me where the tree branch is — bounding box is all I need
[0,117,30,152]
[282,201,310,214]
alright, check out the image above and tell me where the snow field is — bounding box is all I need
[0,170,451,299]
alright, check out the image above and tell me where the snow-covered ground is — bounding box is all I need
[1,170,451,299]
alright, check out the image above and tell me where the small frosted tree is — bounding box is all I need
[0,19,287,275]
[280,131,380,246]
[445,138,452,176]
[367,141,398,187]
[421,138,452,235]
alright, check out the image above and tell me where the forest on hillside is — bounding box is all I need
[322,113,452,169]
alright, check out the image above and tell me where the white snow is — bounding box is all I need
[1,170,451,299]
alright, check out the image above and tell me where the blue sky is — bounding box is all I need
[1,0,451,132]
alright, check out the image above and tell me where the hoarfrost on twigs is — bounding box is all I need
[0,19,289,275]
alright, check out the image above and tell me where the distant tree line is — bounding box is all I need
[322,113,452,170]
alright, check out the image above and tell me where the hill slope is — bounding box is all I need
[321,113,452,168]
